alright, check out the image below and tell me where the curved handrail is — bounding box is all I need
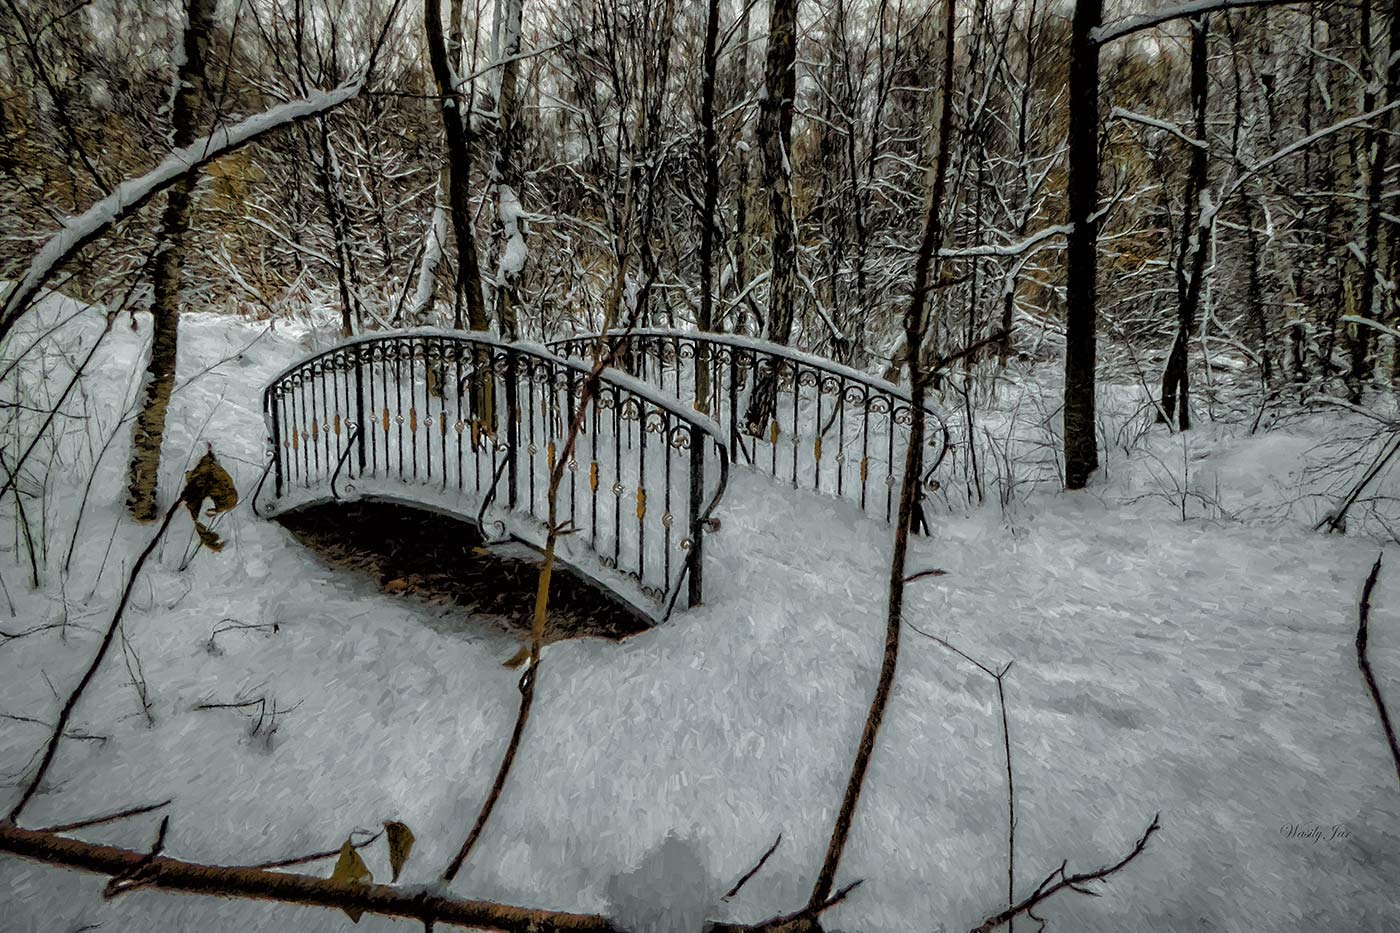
[259,330,730,612]
[548,329,950,527]
[550,327,949,421]
[262,328,731,437]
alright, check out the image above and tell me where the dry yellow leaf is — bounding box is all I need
[383,821,415,883]
[329,838,372,922]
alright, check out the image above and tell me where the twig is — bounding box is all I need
[1315,433,1400,533]
[34,800,173,835]
[968,814,1161,933]
[708,879,863,932]
[1356,554,1400,787]
[903,568,948,584]
[4,500,182,825]
[905,621,1017,928]
[205,618,280,655]
[723,833,782,900]
[0,712,106,745]
[102,815,169,898]
[0,622,67,646]
[242,829,382,871]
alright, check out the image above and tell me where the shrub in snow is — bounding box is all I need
[604,832,721,933]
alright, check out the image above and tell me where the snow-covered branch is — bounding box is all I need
[939,224,1070,259]
[1110,107,1208,149]
[1093,0,1310,46]
[0,81,365,346]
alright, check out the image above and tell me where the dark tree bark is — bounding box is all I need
[1063,0,1103,488]
[1159,16,1211,431]
[491,0,526,340]
[1000,0,1041,367]
[125,0,216,521]
[425,0,488,332]
[309,119,360,336]
[695,0,721,412]
[743,0,800,433]
[759,0,799,346]
[1347,0,1400,401]
[629,0,677,327]
[733,3,755,334]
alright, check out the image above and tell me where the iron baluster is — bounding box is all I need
[687,425,704,608]
[268,391,283,497]
[613,390,622,568]
[791,362,799,486]
[505,350,519,510]
[354,345,366,472]
[886,399,896,522]
[638,399,647,584]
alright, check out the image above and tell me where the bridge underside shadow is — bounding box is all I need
[276,498,653,641]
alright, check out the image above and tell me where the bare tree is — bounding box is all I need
[125,0,217,521]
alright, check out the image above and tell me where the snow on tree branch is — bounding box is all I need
[0,81,365,345]
[1093,0,1311,46]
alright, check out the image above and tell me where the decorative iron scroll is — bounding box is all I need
[547,330,950,527]
[257,331,729,613]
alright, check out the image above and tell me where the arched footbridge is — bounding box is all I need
[254,329,949,619]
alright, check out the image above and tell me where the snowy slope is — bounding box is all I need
[1,299,1398,932]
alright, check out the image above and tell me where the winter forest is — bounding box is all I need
[1,0,1399,929]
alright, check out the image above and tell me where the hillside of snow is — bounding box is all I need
[1,296,1397,932]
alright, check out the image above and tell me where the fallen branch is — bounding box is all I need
[1356,554,1400,787]
[0,823,620,931]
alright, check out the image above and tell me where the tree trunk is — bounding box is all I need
[491,0,526,340]
[1000,0,1040,367]
[126,0,215,521]
[1159,15,1211,431]
[1348,0,1400,401]
[425,0,488,332]
[743,0,799,433]
[695,0,721,412]
[311,119,360,336]
[732,3,754,334]
[1063,0,1102,488]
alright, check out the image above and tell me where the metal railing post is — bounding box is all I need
[504,349,519,510]
[268,392,284,498]
[353,345,366,472]
[688,426,705,607]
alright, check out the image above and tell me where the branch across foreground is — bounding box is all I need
[1356,554,1400,787]
[0,823,619,932]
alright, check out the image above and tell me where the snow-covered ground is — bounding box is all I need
[1,297,1398,932]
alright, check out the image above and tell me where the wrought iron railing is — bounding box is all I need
[256,331,729,613]
[548,329,950,527]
